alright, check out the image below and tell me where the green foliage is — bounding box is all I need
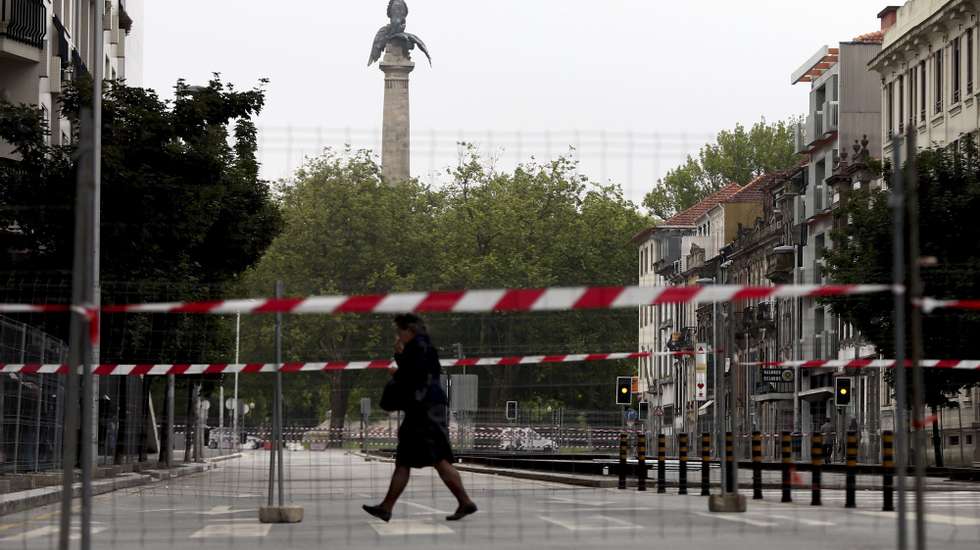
[0,76,282,367]
[643,118,800,219]
[237,146,650,425]
[824,146,980,409]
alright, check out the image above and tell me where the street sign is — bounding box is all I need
[225,398,236,410]
[631,376,639,394]
[695,344,707,401]
[654,406,664,417]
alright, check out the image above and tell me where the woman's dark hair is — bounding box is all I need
[393,313,428,336]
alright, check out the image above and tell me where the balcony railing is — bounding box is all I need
[823,101,839,133]
[0,0,46,49]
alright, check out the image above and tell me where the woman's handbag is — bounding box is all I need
[380,378,429,412]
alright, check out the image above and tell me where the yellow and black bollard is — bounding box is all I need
[657,433,667,494]
[752,431,763,500]
[845,431,858,508]
[725,432,735,494]
[637,432,647,492]
[811,433,823,506]
[781,431,792,503]
[882,430,895,512]
[678,433,689,495]
[618,432,628,490]
[700,433,711,496]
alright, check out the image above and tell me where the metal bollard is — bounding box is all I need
[845,431,858,508]
[637,432,647,492]
[752,431,763,500]
[657,433,667,494]
[618,432,628,490]
[700,433,711,496]
[781,431,792,503]
[882,430,895,512]
[811,433,823,506]
[725,432,735,494]
[678,433,689,495]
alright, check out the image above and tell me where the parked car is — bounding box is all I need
[241,436,262,450]
[499,427,556,452]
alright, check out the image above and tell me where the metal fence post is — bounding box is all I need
[781,431,792,503]
[811,433,823,506]
[678,433,688,495]
[700,432,711,496]
[637,432,647,492]
[752,431,763,500]
[657,433,666,494]
[882,431,895,512]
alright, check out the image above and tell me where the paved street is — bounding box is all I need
[1,450,978,549]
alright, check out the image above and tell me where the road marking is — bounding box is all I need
[189,523,271,539]
[0,524,106,542]
[370,520,453,536]
[400,501,451,514]
[858,511,980,526]
[692,512,778,527]
[539,515,642,531]
[547,496,616,506]
[764,514,836,527]
[534,506,657,514]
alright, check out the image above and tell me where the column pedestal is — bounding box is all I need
[379,39,414,184]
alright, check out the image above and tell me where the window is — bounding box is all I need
[935,49,944,113]
[899,76,905,133]
[969,29,975,95]
[909,67,916,127]
[949,435,960,446]
[953,37,962,104]
[887,82,895,135]
[920,60,928,121]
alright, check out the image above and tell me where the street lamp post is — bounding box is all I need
[699,274,746,513]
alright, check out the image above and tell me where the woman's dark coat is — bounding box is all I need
[392,335,454,468]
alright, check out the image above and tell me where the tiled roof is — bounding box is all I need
[853,30,884,44]
[724,173,774,204]
[661,182,743,227]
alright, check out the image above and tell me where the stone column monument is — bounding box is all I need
[379,41,415,184]
[368,0,431,184]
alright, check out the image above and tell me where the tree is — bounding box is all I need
[643,118,800,219]
[0,76,283,459]
[824,145,980,463]
[237,146,650,433]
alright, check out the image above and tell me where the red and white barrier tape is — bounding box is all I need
[0,350,664,376]
[0,284,893,315]
[744,359,980,370]
[920,298,980,312]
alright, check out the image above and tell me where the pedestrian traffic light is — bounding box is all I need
[835,377,852,407]
[638,401,649,421]
[616,376,632,405]
[505,400,518,421]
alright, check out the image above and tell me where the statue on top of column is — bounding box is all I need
[368,0,432,66]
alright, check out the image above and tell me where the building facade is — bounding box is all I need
[870,0,980,466]
[1,0,142,153]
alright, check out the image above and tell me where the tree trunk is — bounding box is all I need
[113,378,129,464]
[328,371,348,448]
[183,382,194,462]
[138,377,152,463]
[931,405,944,467]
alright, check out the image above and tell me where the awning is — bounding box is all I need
[697,400,714,415]
[751,393,795,403]
[798,386,833,401]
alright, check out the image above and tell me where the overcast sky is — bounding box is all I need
[144,0,887,205]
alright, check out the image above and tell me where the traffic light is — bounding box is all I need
[835,377,852,407]
[505,400,518,421]
[638,401,649,421]
[616,376,632,406]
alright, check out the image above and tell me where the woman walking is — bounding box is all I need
[362,314,478,522]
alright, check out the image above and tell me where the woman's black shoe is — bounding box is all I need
[446,503,478,521]
[362,504,391,522]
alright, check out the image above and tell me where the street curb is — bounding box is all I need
[0,455,240,517]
